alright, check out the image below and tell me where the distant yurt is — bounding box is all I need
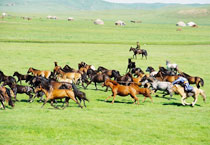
[115,20,126,26]
[68,17,74,21]
[2,12,7,17]
[47,15,52,19]
[176,21,186,27]
[51,16,57,19]
[94,19,104,25]
[187,22,197,27]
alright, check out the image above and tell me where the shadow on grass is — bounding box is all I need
[154,95,177,100]
[97,99,133,104]
[163,102,201,107]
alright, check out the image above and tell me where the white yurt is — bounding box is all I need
[187,22,197,27]
[68,17,74,21]
[94,19,104,25]
[115,20,126,26]
[47,15,52,19]
[51,16,57,19]
[176,21,186,27]
[2,12,7,17]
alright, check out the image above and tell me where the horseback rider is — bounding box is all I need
[136,41,140,50]
[172,76,194,94]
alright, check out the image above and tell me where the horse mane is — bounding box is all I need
[108,80,119,85]
[181,72,191,77]
[31,67,38,71]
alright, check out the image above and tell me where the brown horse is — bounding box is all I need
[155,71,179,82]
[57,69,82,84]
[179,72,204,88]
[130,83,153,103]
[27,67,51,79]
[0,86,14,109]
[35,86,83,109]
[103,79,139,104]
[129,47,148,59]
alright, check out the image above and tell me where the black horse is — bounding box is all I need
[126,58,136,72]
[112,71,133,86]
[13,71,33,84]
[72,83,89,107]
[0,70,16,85]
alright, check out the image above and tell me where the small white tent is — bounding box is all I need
[176,21,186,27]
[94,19,104,25]
[187,22,197,27]
[68,17,74,21]
[2,12,7,17]
[115,20,126,26]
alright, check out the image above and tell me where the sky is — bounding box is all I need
[104,0,210,4]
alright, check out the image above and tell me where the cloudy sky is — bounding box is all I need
[104,0,210,4]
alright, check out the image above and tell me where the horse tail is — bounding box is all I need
[198,89,206,102]
[82,92,89,102]
[144,50,148,56]
[199,78,204,87]
[6,88,14,107]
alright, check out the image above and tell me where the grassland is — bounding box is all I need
[0,10,210,145]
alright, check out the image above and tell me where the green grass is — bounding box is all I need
[0,7,210,144]
[0,16,210,45]
[0,42,210,145]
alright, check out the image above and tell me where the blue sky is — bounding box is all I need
[104,0,210,4]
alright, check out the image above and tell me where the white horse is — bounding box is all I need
[166,60,178,72]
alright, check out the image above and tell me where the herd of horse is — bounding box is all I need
[0,48,206,109]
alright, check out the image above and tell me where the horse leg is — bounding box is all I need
[105,86,108,92]
[105,94,113,102]
[41,98,49,108]
[94,82,98,90]
[68,94,83,108]
[0,100,5,109]
[130,93,139,104]
[191,96,198,107]
[111,94,117,104]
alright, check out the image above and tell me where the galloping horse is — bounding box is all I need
[179,72,204,88]
[129,47,148,59]
[35,86,83,109]
[0,86,14,109]
[103,80,139,104]
[27,67,51,79]
[130,83,153,103]
[57,69,82,84]
[173,85,206,107]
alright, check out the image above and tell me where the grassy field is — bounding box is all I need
[0,8,210,144]
[0,42,210,145]
[1,16,210,45]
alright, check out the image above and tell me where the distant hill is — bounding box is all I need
[0,0,208,13]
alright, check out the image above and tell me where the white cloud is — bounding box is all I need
[104,0,210,4]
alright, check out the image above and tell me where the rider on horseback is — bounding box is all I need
[136,42,140,50]
[173,76,194,94]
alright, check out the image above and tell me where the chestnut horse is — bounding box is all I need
[35,86,83,109]
[103,79,139,104]
[130,83,153,103]
[57,69,82,84]
[27,67,51,79]
[173,85,206,107]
